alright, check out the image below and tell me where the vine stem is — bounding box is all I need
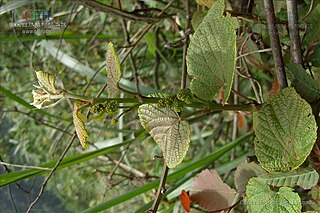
[263,0,288,89]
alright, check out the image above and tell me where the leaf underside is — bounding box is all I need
[187,0,236,102]
[253,87,317,171]
[106,42,122,98]
[190,169,236,211]
[258,167,319,190]
[35,71,56,94]
[234,162,266,193]
[138,99,190,168]
[246,178,302,213]
[73,102,89,149]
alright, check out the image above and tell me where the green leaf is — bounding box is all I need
[73,102,89,149]
[144,32,156,57]
[196,0,216,8]
[106,42,122,98]
[309,44,320,67]
[246,178,302,213]
[187,0,236,101]
[287,63,320,102]
[234,162,266,193]
[258,167,319,190]
[138,102,190,168]
[191,11,207,31]
[253,87,317,171]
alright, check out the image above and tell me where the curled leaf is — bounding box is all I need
[179,190,191,213]
[35,71,57,94]
[73,102,89,149]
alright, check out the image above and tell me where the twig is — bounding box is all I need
[301,0,314,20]
[25,135,76,213]
[0,162,52,171]
[181,0,191,89]
[75,0,167,23]
[119,0,175,64]
[287,0,303,64]
[149,164,169,213]
[118,0,141,95]
[236,48,272,60]
[263,0,288,89]
[99,156,145,178]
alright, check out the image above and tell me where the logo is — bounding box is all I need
[9,8,66,34]
[23,9,51,21]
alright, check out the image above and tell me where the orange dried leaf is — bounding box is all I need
[269,78,279,97]
[179,190,191,213]
[238,114,243,128]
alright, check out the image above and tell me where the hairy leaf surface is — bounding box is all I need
[106,42,122,98]
[73,102,89,149]
[246,178,301,213]
[138,101,190,168]
[187,0,236,102]
[35,71,56,94]
[258,167,319,190]
[253,87,317,171]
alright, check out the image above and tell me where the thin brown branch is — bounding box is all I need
[181,0,191,89]
[149,164,169,213]
[263,0,288,89]
[287,0,303,64]
[119,0,175,64]
[25,135,77,213]
[75,0,167,23]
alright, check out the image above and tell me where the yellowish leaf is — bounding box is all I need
[73,102,89,149]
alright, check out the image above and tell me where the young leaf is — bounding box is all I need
[106,42,122,98]
[138,102,190,168]
[73,102,89,149]
[35,71,57,94]
[234,162,266,193]
[253,87,317,171]
[189,169,236,212]
[179,190,191,213]
[246,178,302,213]
[187,0,236,102]
[258,167,319,190]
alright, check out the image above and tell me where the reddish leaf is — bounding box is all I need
[179,190,191,212]
[238,114,243,128]
[190,169,236,212]
[269,78,279,97]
